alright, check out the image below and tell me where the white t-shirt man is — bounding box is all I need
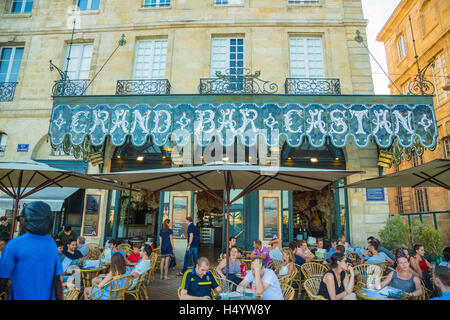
[243,268,283,300]
[130,259,151,289]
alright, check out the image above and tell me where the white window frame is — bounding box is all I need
[430,54,448,105]
[62,43,93,80]
[397,35,407,61]
[9,0,33,13]
[210,38,245,78]
[0,47,24,83]
[142,0,171,7]
[289,37,325,78]
[414,187,429,212]
[77,0,99,11]
[133,40,168,80]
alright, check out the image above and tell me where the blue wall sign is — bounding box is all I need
[17,144,29,152]
[366,188,385,201]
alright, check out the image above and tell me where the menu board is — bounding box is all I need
[172,196,188,239]
[263,197,279,240]
[83,194,101,236]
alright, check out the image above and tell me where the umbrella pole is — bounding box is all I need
[225,186,230,280]
[10,197,20,239]
[126,185,133,239]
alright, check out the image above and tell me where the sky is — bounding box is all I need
[361,0,402,94]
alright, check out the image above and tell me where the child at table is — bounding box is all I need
[126,243,141,266]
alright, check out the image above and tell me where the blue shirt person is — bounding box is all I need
[180,257,222,300]
[430,266,450,300]
[178,217,200,276]
[0,201,63,300]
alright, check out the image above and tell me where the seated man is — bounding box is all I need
[311,238,327,259]
[361,240,394,266]
[180,257,222,300]
[129,244,152,290]
[289,241,306,266]
[58,226,78,246]
[249,239,271,267]
[76,236,89,257]
[108,239,126,259]
[236,256,284,300]
[439,247,450,268]
[63,239,84,266]
[430,266,450,300]
[366,237,395,261]
[324,239,338,260]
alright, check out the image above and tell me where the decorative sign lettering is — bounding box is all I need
[49,103,438,150]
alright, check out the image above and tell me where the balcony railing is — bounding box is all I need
[115,79,171,95]
[0,82,18,101]
[52,79,89,96]
[284,78,341,95]
[198,69,278,94]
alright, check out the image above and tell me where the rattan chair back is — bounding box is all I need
[303,277,327,300]
[301,262,328,280]
[63,288,80,300]
[280,283,295,300]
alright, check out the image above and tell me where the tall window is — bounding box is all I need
[397,187,404,213]
[210,38,244,77]
[397,35,407,61]
[63,43,93,80]
[77,0,100,10]
[9,0,33,13]
[133,40,168,79]
[289,37,325,78]
[0,47,24,83]
[442,136,450,159]
[430,54,448,105]
[414,187,429,212]
[143,0,170,7]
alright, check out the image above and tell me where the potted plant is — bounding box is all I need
[378,215,410,251]
[410,220,445,265]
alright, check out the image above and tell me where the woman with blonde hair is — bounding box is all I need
[275,248,295,280]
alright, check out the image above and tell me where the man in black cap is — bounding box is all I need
[0,201,63,300]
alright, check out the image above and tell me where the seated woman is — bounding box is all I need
[275,248,295,281]
[318,252,356,300]
[311,238,327,259]
[380,253,422,299]
[410,244,434,294]
[296,240,315,262]
[361,241,394,266]
[216,246,242,286]
[84,252,131,300]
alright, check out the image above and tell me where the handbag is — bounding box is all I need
[169,254,176,269]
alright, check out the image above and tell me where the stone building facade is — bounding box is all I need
[0,0,436,253]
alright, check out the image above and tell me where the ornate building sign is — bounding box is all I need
[49,103,438,150]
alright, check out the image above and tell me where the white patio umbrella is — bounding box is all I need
[0,160,133,238]
[95,164,363,279]
[342,159,450,190]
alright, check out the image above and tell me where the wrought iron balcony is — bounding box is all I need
[52,79,89,96]
[284,78,341,95]
[0,82,18,102]
[115,79,171,95]
[199,69,278,94]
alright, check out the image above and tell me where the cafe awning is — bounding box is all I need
[0,187,78,211]
[342,159,450,190]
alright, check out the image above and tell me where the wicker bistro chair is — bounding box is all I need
[418,279,432,301]
[117,244,133,257]
[374,261,390,275]
[86,274,134,300]
[146,252,159,284]
[292,264,303,294]
[0,291,7,300]
[86,243,100,251]
[280,283,296,300]
[347,252,360,264]
[152,247,162,271]
[63,287,80,300]
[278,266,298,286]
[269,259,284,269]
[125,273,149,300]
[217,277,238,292]
[352,264,382,291]
[303,277,327,300]
[301,262,328,281]
[80,266,108,289]
[84,247,102,261]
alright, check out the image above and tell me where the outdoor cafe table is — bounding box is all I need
[356,287,408,301]
[80,265,109,288]
[217,291,262,300]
